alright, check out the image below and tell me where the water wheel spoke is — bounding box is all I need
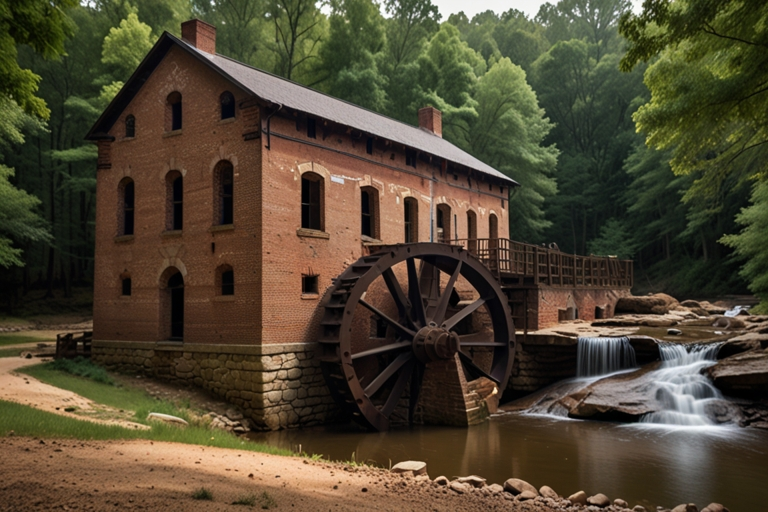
[351,340,411,360]
[381,268,411,325]
[459,332,505,347]
[381,358,415,417]
[458,350,500,385]
[407,258,427,327]
[430,260,462,325]
[364,352,413,396]
[442,297,486,330]
[359,298,416,340]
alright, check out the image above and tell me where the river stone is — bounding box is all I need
[568,491,588,505]
[712,316,746,329]
[667,328,682,335]
[449,481,470,494]
[503,478,538,496]
[457,475,486,488]
[487,484,504,494]
[433,476,448,486]
[146,412,188,426]
[671,504,698,512]
[614,498,629,508]
[518,490,537,501]
[539,485,559,499]
[705,349,768,396]
[616,293,679,315]
[701,504,729,512]
[587,493,611,507]
[718,333,768,359]
[391,460,427,476]
[632,506,647,512]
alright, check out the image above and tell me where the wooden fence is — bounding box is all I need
[454,238,633,288]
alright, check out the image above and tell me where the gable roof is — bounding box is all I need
[87,32,517,186]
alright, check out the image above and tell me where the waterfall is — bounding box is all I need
[640,343,723,426]
[576,337,637,378]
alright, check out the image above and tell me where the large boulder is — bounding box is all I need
[503,478,538,496]
[717,333,768,359]
[705,349,768,397]
[616,293,680,315]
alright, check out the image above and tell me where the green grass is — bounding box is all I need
[0,335,50,347]
[192,487,214,501]
[259,491,277,509]
[232,494,257,506]
[48,357,114,384]
[0,348,24,358]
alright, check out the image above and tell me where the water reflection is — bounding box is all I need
[248,415,768,510]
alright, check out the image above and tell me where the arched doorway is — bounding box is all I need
[167,271,184,340]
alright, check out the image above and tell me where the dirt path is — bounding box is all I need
[0,357,147,430]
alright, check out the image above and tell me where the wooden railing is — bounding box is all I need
[453,238,633,288]
[55,331,93,360]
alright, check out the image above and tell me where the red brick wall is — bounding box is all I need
[94,45,262,345]
[532,286,632,329]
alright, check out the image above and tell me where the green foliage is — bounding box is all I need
[232,494,257,506]
[101,13,155,80]
[49,357,115,385]
[587,218,635,259]
[268,0,326,81]
[192,487,214,500]
[0,335,51,347]
[0,0,77,119]
[722,180,768,310]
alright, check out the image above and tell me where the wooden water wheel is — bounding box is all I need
[318,243,516,431]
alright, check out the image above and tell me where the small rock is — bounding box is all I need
[146,413,188,426]
[587,493,611,507]
[518,490,537,501]
[632,506,647,512]
[614,498,629,508]
[671,504,698,512]
[701,504,729,512]
[225,408,243,421]
[449,481,470,494]
[540,485,559,499]
[503,478,538,496]
[391,460,427,476]
[20,352,33,359]
[433,476,448,486]
[487,483,504,494]
[457,475,486,488]
[568,490,588,505]
[667,328,682,335]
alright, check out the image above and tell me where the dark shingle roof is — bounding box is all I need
[88,32,517,186]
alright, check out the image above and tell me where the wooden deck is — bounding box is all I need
[453,238,633,289]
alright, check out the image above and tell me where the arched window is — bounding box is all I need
[166,92,182,131]
[125,115,135,138]
[489,213,498,240]
[118,178,135,236]
[301,172,324,231]
[436,204,451,243]
[467,210,477,240]
[120,273,132,296]
[404,197,418,243]
[360,186,379,240]
[216,265,234,295]
[213,161,234,225]
[166,270,184,340]
[220,91,235,120]
[166,171,183,231]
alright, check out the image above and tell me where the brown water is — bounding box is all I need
[249,415,768,510]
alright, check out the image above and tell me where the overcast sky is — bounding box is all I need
[428,0,643,21]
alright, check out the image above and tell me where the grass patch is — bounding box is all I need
[0,348,24,358]
[192,487,214,501]
[259,491,277,509]
[0,335,49,347]
[232,494,257,506]
[49,357,114,385]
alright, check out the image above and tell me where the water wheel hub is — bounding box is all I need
[413,324,460,363]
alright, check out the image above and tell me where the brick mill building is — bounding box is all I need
[87,20,632,430]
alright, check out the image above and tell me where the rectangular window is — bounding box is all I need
[221,270,234,295]
[171,102,182,131]
[366,137,373,155]
[221,170,233,225]
[124,182,135,236]
[370,316,388,338]
[172,177,183,230]
[302,274,318,294]
[405,150,416,168]
[361,190,372,238]
[122,278,132,296]
[307,118,316,139]
[301,176,322,230]
[404,197,417,243]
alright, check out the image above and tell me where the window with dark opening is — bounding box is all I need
[366,137,373,155]
[467,210,477,240]
[167,271,184,340]
[167,92,182,131]
[166,172,183,231]
[122,277,132,296]
[360,187,379,239]
[214,161,234,225]
[125,115,135,138]
[404,197,418,243]
[220,91,235,120]
[302,274,318,294]
[370,316,388,338]
[221,269,234,295]
[436,204,451,242]
[489,213,498,239]
[405,150,416,168]
[307,117,316,139]
[301,173,323,231]
[120,179,135,236]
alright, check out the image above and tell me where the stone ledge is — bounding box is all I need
[93,340,319,355]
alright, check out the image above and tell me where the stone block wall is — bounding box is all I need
[92,340,343,430]
[508,334,578,397]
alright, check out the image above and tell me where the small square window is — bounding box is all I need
[302,274,318,294]
[370,316,387,338]
[122,277,132,296]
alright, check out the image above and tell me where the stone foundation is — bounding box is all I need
[92,340,343,430]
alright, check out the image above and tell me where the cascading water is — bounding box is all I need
[577,336,637,377]
[640,343,723,426]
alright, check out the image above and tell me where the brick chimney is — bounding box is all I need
[181,19,216,54]
[418,106,442,138]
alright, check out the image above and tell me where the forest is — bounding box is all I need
[1,0,766,312]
